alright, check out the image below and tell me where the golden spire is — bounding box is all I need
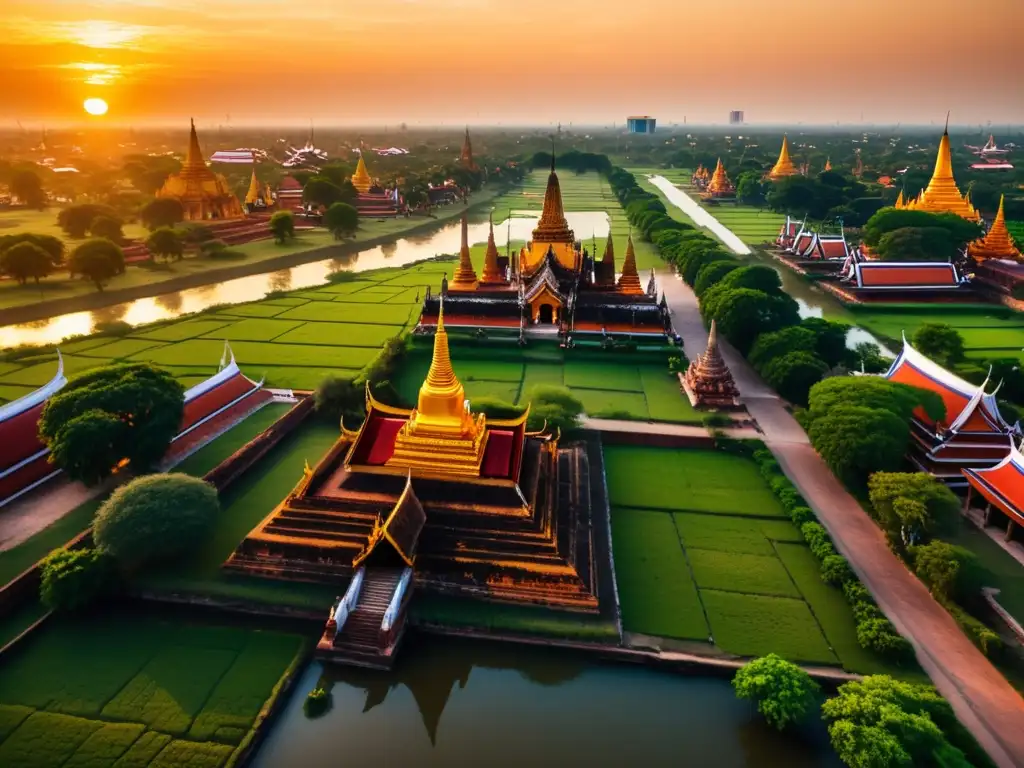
[245,166,261,205]
[969,195,1022,262]
[706,158,735,196]
[824,157,832,172]
[460,126,477,171]
[617,235,644,295]
[768,135,798,179]
[352,153,372,194]
[901,124,979,220]
[450,213,478,288]
[182,119,207,176]
[480,211,503,283]
[533,152,574,244]
[895,190,905,208]
[602,231,615,265]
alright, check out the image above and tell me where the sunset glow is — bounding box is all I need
[83,97,109,116]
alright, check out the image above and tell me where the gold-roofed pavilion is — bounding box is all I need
[767,135,798,179]
[969,196,1022,262]
[896,124,980,221]
[156,120,243,221]
[352,153,373,194]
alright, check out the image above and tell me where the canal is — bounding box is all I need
[253,635,841,768]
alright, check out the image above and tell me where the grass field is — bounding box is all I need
[0,611,304,768]
[606,444,896,671]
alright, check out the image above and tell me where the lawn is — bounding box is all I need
[0,611,304,768]
[606,445,895,673]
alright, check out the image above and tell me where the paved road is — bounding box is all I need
[650,184,1024,767]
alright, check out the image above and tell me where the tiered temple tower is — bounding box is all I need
[704,158,736,198]
[968,196,1022,262]
[767,136,799,179]
[682,321,740,408]
[351,154,373,194]
[616,235,644,295]
[449,213,479,290]
[896,125,980,221]
[479,212,506,285]
[520,154,577,274]
[243,166,273,209]
[156,120,243,221]
[460,127,478,171]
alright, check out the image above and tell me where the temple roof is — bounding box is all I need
[352,154,372,194]
[532,154,575,245]
[523,257,565,304]
[968,195,1021,262]
[479,211,505,285]
[885,338,1013,434]
[706,158,735,195]
[616,235,644,295]
[354,472,427,568]
[896,127,980,221]
[963,444,1024,525]
[851,262,960,289]
[157,121,241,212]
[768,136,798,179]
[0,351,65,427]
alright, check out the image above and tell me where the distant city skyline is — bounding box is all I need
[3,0,1022,126]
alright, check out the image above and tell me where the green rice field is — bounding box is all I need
[0,611,304,768]
[605,444,898,672]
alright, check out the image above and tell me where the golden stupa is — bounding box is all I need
[896,127,979,221]
[520,154,577,274]
[156,120,243,221]
[351,154,372,194]
[768,136,798,179]
[968,196,1021,262]
[617,235,644,295]
[450,213,478,290]
[480,212,506,284]
[824,157,833,172]
[387,299,488,476]
[705,158,736,197]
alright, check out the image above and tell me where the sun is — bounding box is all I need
[83,98,109,116]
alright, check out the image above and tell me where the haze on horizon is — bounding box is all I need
[2,0,1022,128]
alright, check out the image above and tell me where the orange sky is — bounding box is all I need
[2,0,1022,127]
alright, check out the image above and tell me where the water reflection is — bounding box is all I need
[252,635,839,768]
[1,212,610,349]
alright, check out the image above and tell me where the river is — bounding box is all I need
[253,635,840,768]
[0,211,611,349]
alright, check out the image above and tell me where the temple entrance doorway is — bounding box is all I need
[363,542,407,569]
[538,304,554,324]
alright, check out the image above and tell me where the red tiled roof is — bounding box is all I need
[419,314,521,329]
[179,372,259,434]
[963,448,1024,525]
[857,263,958,287]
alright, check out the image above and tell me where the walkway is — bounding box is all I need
[582,417,759,441]
[651,184,1024,767]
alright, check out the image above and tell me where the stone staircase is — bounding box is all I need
[320,567,407,669]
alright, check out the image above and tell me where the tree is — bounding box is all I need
[912,324,964,368]
[39,547,116,612]
[472,397,528,420]
[852,342,891,374]
[140,198,185,230]
[10,168,47,209]
[323,202,359,240]
[269,211,295,244]
[315,375,365,425]
[93,474,219,570]
[89,215,124,242]
[762,351,829,406]
[68,238,125,291]
[302,177,344,209]
[58,203,118,238]
[732,654,820,731]
[525,386,585,434]
[806,376,945,425]
[693,261,739,298]
[800,317,851,368]
[736,172,766,205]
[713,265,785,295]
[876,226,960,262]
[862,208,981,252]
[867,472,961,548]
[681,247,733,286]
[707,288,801,356]
[748,326,818,371]
[39,363,184,484]
[145,227,184,263]
[806,405,909,487]
[0,241,53,284]
[911,540,965,602]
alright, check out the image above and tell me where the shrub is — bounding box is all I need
[732,654,820,731]
[326,270,359,284]
[761,351,829,407]
[789,506,815,527]
[39,547,116,612]
[314,375,364,425]
[93,474,219,570]
[303,687,332,718]
[525,385,585,435]
[470,397,526,420]
[95,320,133,336]
[945,603,1003,657]
[821,554,854,586]
[856,618,913,660]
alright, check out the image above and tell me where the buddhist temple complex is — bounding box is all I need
[0,354,67,508]
[416,157,671,340]
[884,338,1017,486]
[767,136,799,179]
[682,321,740,409]
[968,196,1022,262]
[228,305,610,664]
[703,159,736,199]
[895,126,980,221]
[156,120,244,221]
[460,127,478,171]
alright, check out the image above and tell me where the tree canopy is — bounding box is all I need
[68,238,125,291]
[703,288,801,356]
[862,208,981,250]
[0,241,54,285]
[806,405,910,487]
[323,202,359,239]
[58,204,119,239]
[145,227,184,262]
[912,323,965,368]
[140,198,185,230]
[761,351,829,406]
[269,210,295,243]
[89,215,124,243]
[11,169,47,209]
[732,654,820,731]
[39,547,116,613]
[39,363,185,484]
[867,472,961,549]
[525,385,584,435]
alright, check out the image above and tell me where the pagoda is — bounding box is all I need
[596,231,616,286]
[703,158,736,199]
[824,157,833,172]
[520,154,578,274]
[479,212,507,285]
[351,154,373,194]
[895,124,980,221]
[243,166,273,210]
[968,196,1022,262]
[767,136,799,180]
[449,213,479,290]
[156,120,244,221]
[460,127,478,171]
[226,303,605,612]
[616,235,644,295]
[682,321,740,408]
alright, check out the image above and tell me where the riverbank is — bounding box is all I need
[0,187,507,328]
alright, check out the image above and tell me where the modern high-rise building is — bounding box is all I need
[627,116,657,134]
[729,111,745,125]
